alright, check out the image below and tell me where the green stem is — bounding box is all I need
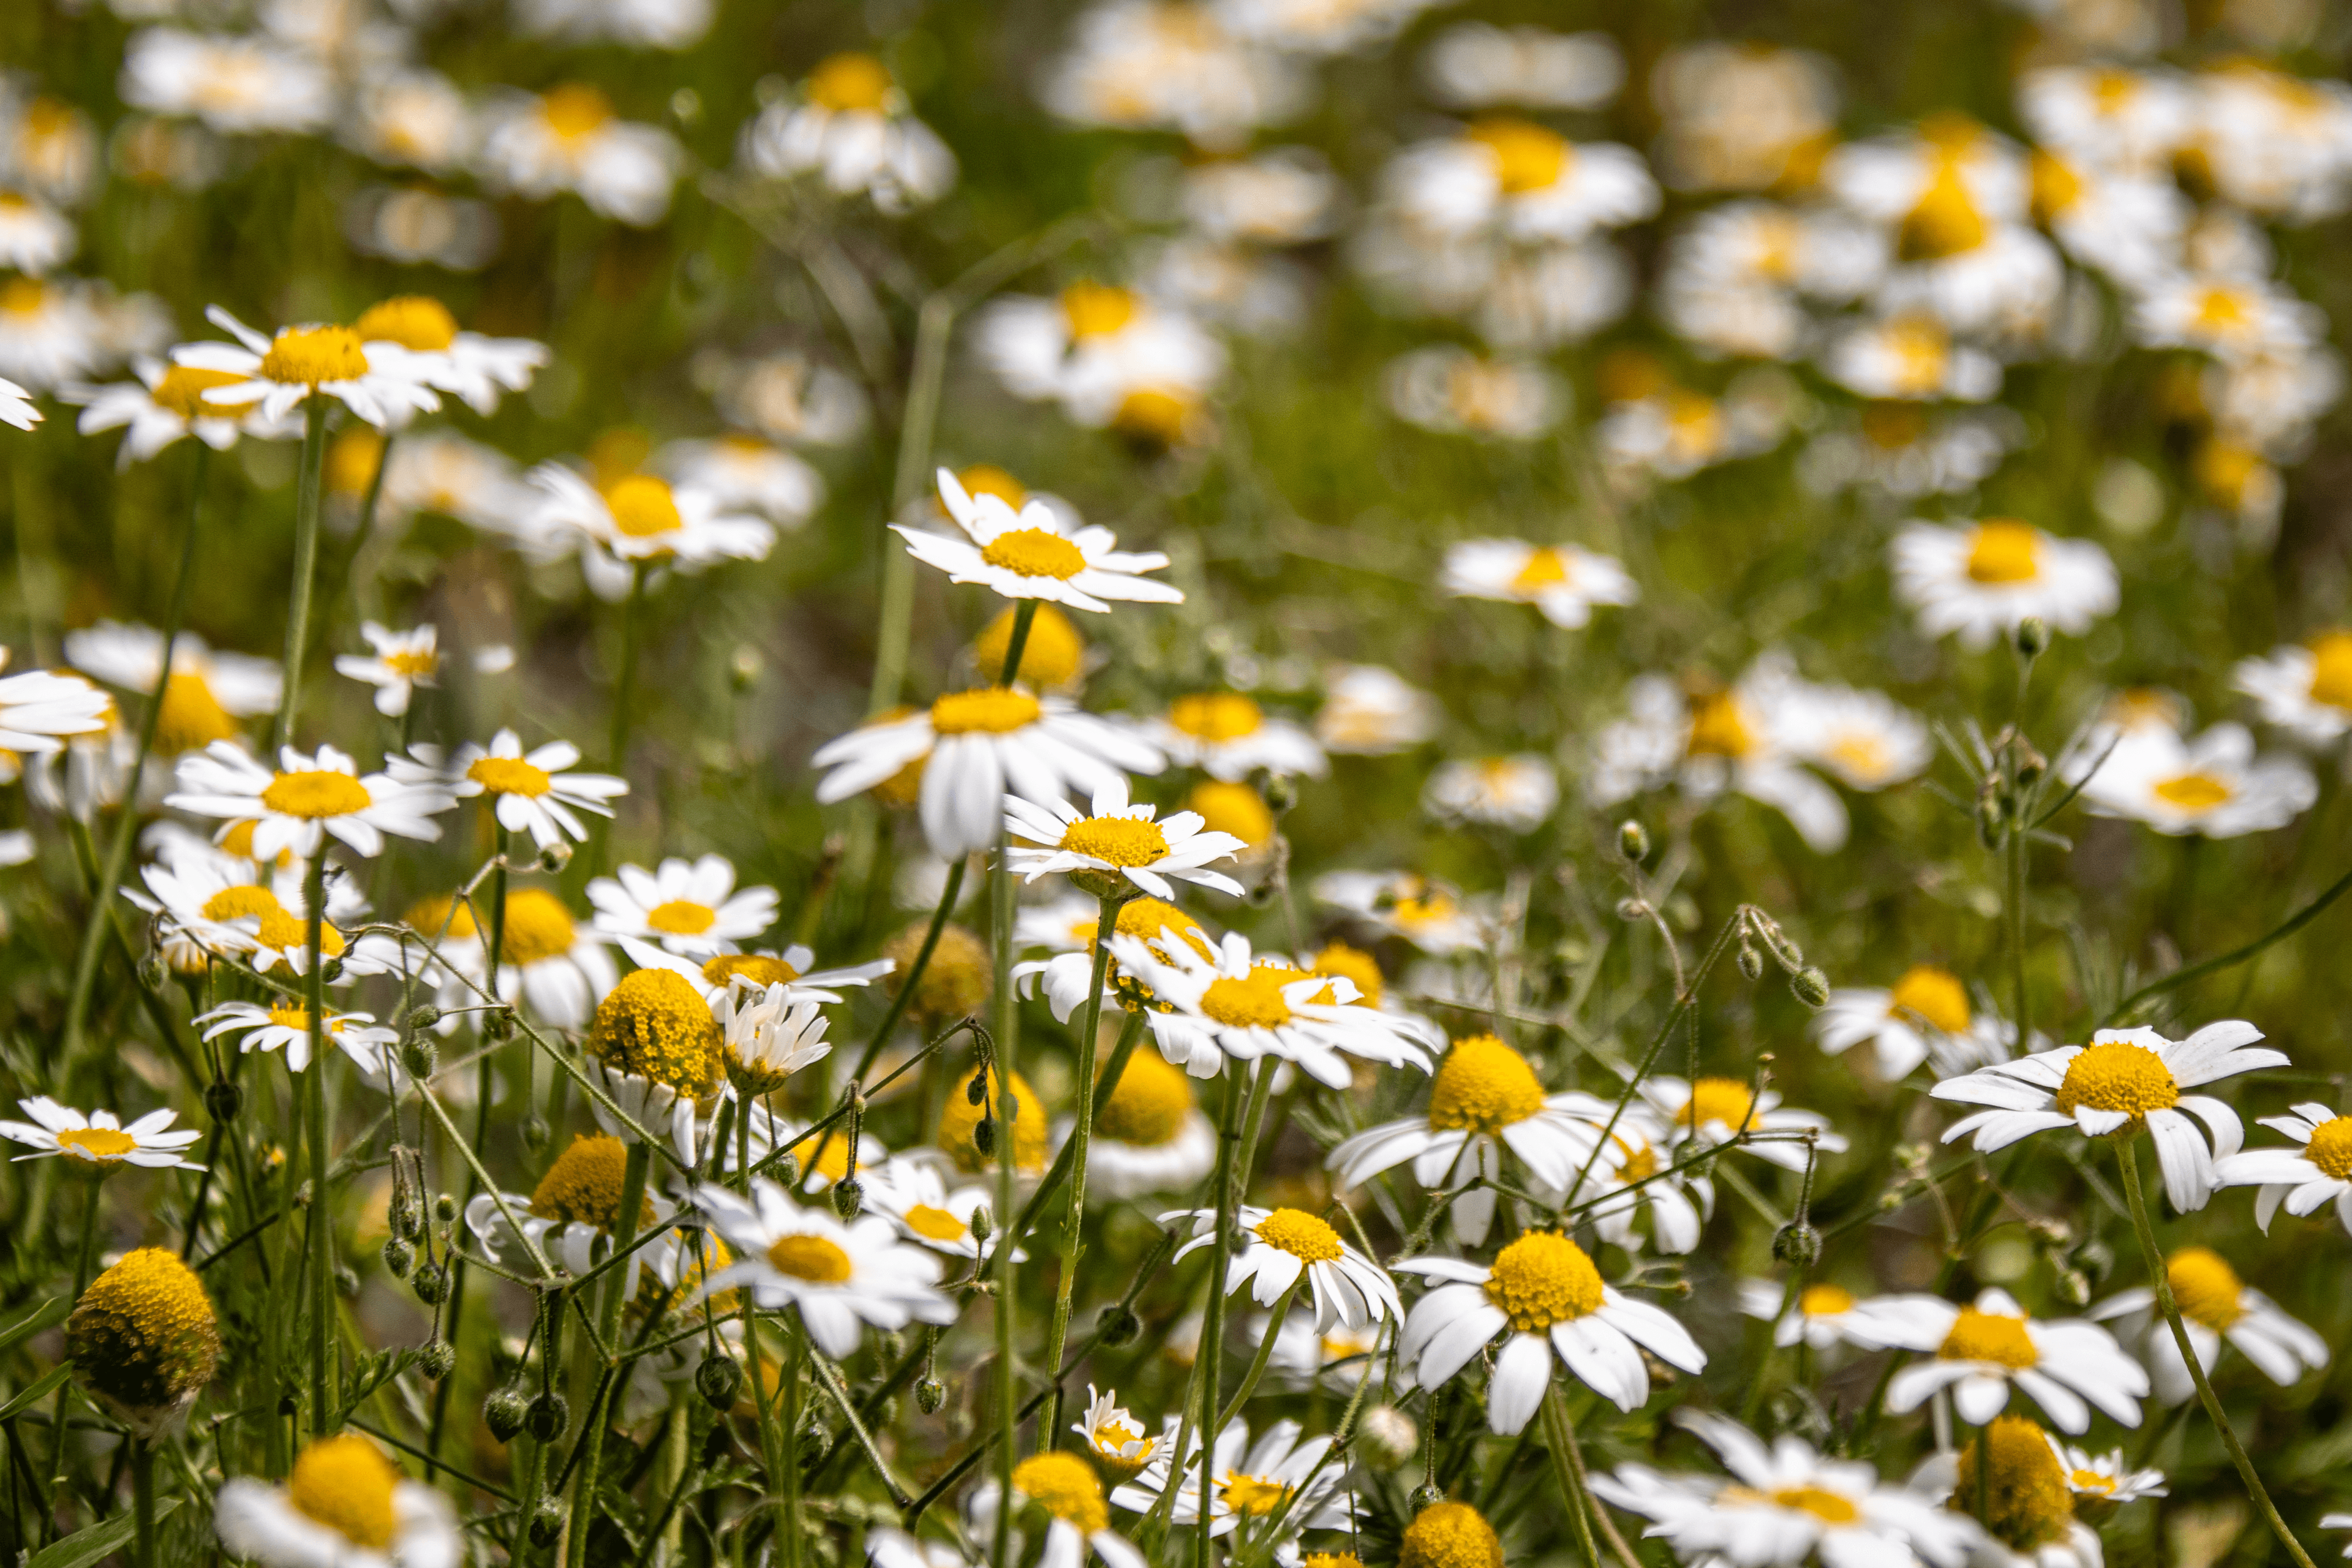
[62,443,209,1060]
[276,398,329,750]
[780,1318,807,1568]
[1039,897,1117,1443]
[997,600,1039,690]
[868,297,954,720]
[1215,1273,1303,1430]
[850,856,968,1081]
[567,1139,650,1568]
[1540,1385,1602,1568]
[991,827,1019,1568]
[2100,862,2352,1028]
[130,1438,156,1568]
[2007,822,2028,1044]
[304,850,333,1436]
[1191,1068,1248,1568]
[2116,1139,2316,1568]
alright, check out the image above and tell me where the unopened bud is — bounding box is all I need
[1736,942,1764,981]
[410,1262,448,1305]
[138,954,167,991]
[1409,1485,1446,1513]
[1772,1222,1822,1268]
[483,1009,514,1042]
[967,1073,989,1106]
[973,1117,996,1157]
[522,1114,549,1152]
[1359,1405,1418,1469]
[1789,967,1831,1009]
[417,1340,456,1380]
[915,1376,946,1414]
[775,1153,801,1186]
[1262,774,1298,814]
[538,840,573,874]
[832,1177,865,1219]
[2055,1267,2092,1308]
[2013,739,2047,789]
[399,1036,437,1080]
[401,1005,442,1035]
[2015,617,2049,660]
[695,1354,743,1409]
[1095,1305,1140,1347]
[382,1238,415,1278]
[968,1205,993,1244]
[484,1387,529,1443]
[1616,820,1649,862]
[336,1264,362,1298]
[435,1194,458,1223]
[204,1080,243,1125]
[391,1198,422,1240]
[1976,781,2007,848]
[526,1392,569,1442]
[1615,897,1650,922]
[529,1501,565,1548]
[292,1180,314,1212]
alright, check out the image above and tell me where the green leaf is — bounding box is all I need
[0,1298,68,1359]
[25,1498,181,1568]
[0,1363,72,1422]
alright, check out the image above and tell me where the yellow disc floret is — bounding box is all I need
[530,1133,654,1230]
[56,1126,138,1161]
[1425,1035,1545,1136]
[604,474,684,538]
[2304,1115,2352,1180]
[286,1433,402,1549]
[1678,1077,1757,1132]
[979,528,1088,579]
[2165,1246,2245,1332]
[261,326,368,386]
[1060,283,1138,341]
[202,884,282,924]
[883,923,992,1022]
[1890,965,1970,1034]
[1254,1207,1343,1263]
[66,1247,219,1422]
[1400,1501,1504,1568]
[1683,692,1753,760]
[1061,816,1169,866]
[1466,117,1569,194]
[498,889,578,968]
[974,603,1081,686]
[467,755,551,797]
[767,1233,853,1283]
[1309,940,1382,1008]
[2051,1041,2178,1121]
[404,893,479,940]
[1096,1047,1194,1147]
[262,769,372,818]
[704,953,797,988]
[1955,1415,2075,1551]
[1198,965,1297,1030]
[904,1205,970,1244]
[806,52,895,112]
[1166,692,1263,742]
[1114,897,1212,960]
[930,687,1043,736]
[1013,1450,1110,1532]
[1938,1306,2037,1369]
[1800,1283,1856,1317]
[644,899,716,937]
[591,968,724,1096]
[352,296,459,352]
[938,1069,1049,1174]
[541,83,614,140]
[2153,773,2231,812]
[149,364,247,420]
[2305,631,2352,712]
[1482,1231,1604,1332]
[154,673,240,755]
[1966,520,2041,585]
[1221,1472,1293,1515]
[1188,780,1273,848]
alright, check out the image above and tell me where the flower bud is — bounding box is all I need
[1262,774,1298,814]
[381,1238,415,1278]
[522,1114,550,1152]
[915,1376,946,1414]
[399,1036,437,1080]
[2055,1267,2091,1308]
[2012,739,2047,790]
[696,1354,744,1410]
[335,1265,361,1298]
[138,954,167,991]
[391,1198,422,1240]
[1616,820,1649,862]
[401,1005,442,1035]
[1095,1304,1140,1347]
[2015,617,2049,659]
[484,1387,530,1444]
[973,1117,996,1157]
[832,1178,865,1220]
[968,1205,993,1244]
[67,1248,219,1439]
[410,1262,448,1305]
[1736,942,1764,981]
[1359,1405,1418,1469]
[526,1391,569,1442]
[967,1072,989,1106]
[417,1340,456,1381]
[1789,967,1831,1008]
[529,1501,566,1547]
[483,1009,514,1042]
[204,1080,243,1125]
[435,1194,458,1223]
[1771,1222,1822,1269]
[775,1153,801,1186]
[538,840,574,874]
[1408,1485,1445,1513]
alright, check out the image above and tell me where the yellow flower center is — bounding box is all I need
[330,429,388,497]
[2070,1468,2116,1495]
[1167,692,1264,742]
[1426,1034,1545,1136]
[352,295,458,352]
[1254,1207,1342,1262]
[404,893,479,941]
[1678,1077,1757,1132]
[765,1232,853,1283]
[1304,1554,1366,1568]
[1938,1306,2038,1369]
[1898,162,1989,261]
[1611,1131,1657,1183]
[57,1126,139,1161]
[1112,386,1193,444]
[1221,1472,1294,1515]
[1060,815,1170,867]
[904,1204,969,1243]
[1400,1501,1504,1568]
[974,603,1082,686]
[149,364,247,421]
[1956,1415,2075,1551]
[1096,1047,1194,1146]
[0,277,45,315]
[200,884,282,924]
[1890,965,1971,1034]
[286,1434,401,1550]
[2051,1041,2179,1121]
[2152,773,2233,813]
[1826,732,1892,782]
[937,1069,1049,1173]
[2166,1246,2245,1331]
[261,769,372,819]
[1509,546,1570,593]
[1800,1283,1855,1317]
[499,888,578,968]
[1112,895,1214,960]
[65,1246,219,1413]
[1684,691,1752,760]
[384,646,439,678]
[1883,317,1951,396]
[260,326,368,386]
[605,473,684,538]
[2304,1115,2352,1180]
[1966,520,2041,584]
[591,968,724,1095]
[2305,631,2352,712]
[1060,282,1139,341]
[1090,1418,1154,1477]
[151,672,240,755]
[1012,1451,1110,1533]
[960,464,1028,507]
[467,755,551,797]
[1467,116,1570,194]
[886,922,992,1019]
[1189,780,1273,848]
[1721,1485,1861,1524]
[1482,1231,1605,1332]
[252,911,347,960]
[265,1002,328,1034]
[979,526,1088,579]
[1309,940,1382,1009]
[806,51,894,111]
[1198,965,1297,1030]
[644,899,717,937]
[930,687,1043,736]
[2192,285,2252,337]
[703,953,797,987]
[529,1132,652,1229]
[2029,148,2084,222]
[541,83,614,141]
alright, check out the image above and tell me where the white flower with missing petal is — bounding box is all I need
[1164,1203,1399,1332]
[2087,1247,2327,1406]
[2215,1101,2352,1235]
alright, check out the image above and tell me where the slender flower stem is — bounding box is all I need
[1215,1273,1303,1430]
[130,1437,156,1568]
[2008,803,2029,1045]
[567,1139,650,1568]
[2116,1139,2317,1568]
[1039,895,1117,1442]
[997,600,1039,692]
[850,856,968,1081]
[588,562,649,879]
[780,1316,809,1568]
[991,825,1019,1568]
[1540,1385,1602,1568]
[62,444,209,1060]
[303,850,334,1434]
[1191,1067,1249,1568]
[276,398,330,750]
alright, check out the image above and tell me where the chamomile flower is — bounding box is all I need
[1313,870,1488,954]
[584,966,723,1155]
[0,1098,204,1171]
[1314,665,1438,755]
[657,435,823,527]
[0,376,35,429]
[0,277,107,391]
[351,294,548,416]
[1638,1076,1847,1170]
[2131,273,2324,363]
[64,356,293,465]
[1108,1418,1357,1546]
[975,282,1226,440]
[741,53,957,214]
[443,729,627,849]
[2088,1248,2328,1405]
[466,1130,678,1290]
[1109,929,1435,1086]
[1736,1278,1885,1350]
[2234,631,2352,744]
[1822,314,2002,402]
[168,742,453,862]
[1590,1411,1979,1568]
[898,467,1181,614]
[2055,1446,2165,1511]
[1042,1,1308,149]
[1385,347,1562,439]
[0,187,78,273]
[1142,693,1324,780]
[1003,778,1246,900]
[1797,404,2022,500]
[619,937,892,1007]
[1421,755,1557,832]
[1442,538,1637,629]
[172,306,439,429]
[513,0,715,47]
[1857,1287,2147,1432]
[690,1179,957,1357]
[1017,894,1215,1024]
[1423,23,1624,111]
[62,622,280,755]
[1814,965,1988,1080]
[1073,1385,1161,1480]
[1652,42,1838,192]
[813,688,1164,860]
[67,1247,219,1439]
[119,28,333,135]
[195,1001,399,1075]
[1890,518,2118,650]
[864,1155,1003,1262]
[1327,1033,1612,1243]
[334,624,445,718]
[405,888,618,1031]
[2073,720,2314,839]
[1396,1231,1706,1428]
[1167,1204,1399,1331]
[973,1453,1147,1568]
[1533,1100,1714,1256]
[475,84,682,227]
[2216,1102,2352,1234]
[1386,119,1657,244]
[0,653,109,754]
[1932,1022,2286,1212]
[709,980,832,1100]
[525,464,776,601]
[589,855,778,958]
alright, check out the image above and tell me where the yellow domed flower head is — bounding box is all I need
[1400,1501,1503,1568]
[1955,1415,2075,1553]
[66,1246,219,1435]
[883,922,992,1022]
[530,1133,657,1231]
[1096,1046,1195,1147]
[1011,1450,1110,1534]
[288,1433,404,1547]
[703,952,797,989]
[592,968,723,1096]
[975,603,1084,687]
[1307,941,1383,1009]
[1186,779,1274,849]
[938,1068,1049,1174]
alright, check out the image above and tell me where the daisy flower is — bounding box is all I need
[406,888,619,1032]
[1590,1411,1979,1568]
[167,742,453,862]
[475,84,683,227]
[444,729,627,849]
[864,1155,1005,1262]
[971,1453,1147,1568]
[1931,1021,2285,1212]
[1856,1287,2147,1432]
[350,293,547,416]
[1072,1385,1160,1480]
[1314,664,1438,755]
[2074,720,2316,839]
[1108,1418,1356,1547]
[896,467,1181,614]
[1385,347,1562,439]
[64,356,292,465]
[690,1180,956,1358]
[1890,518,2119,649]
[2130,274,2324,362]
[813,688,1164,860]
[0,653,110,755]
[589,854,778,958]
[1017,894,1217,1028]
[525,464,776,601]
[0,277,107,393]
[1109,929,1436,1086]
[1536,1099,1714,1256]
[214,1435,461,1568]
[1385,118,1657,243]
[0,1098,204,1171]
[2087,1248,2328,1405]
[2235,630,2352,745]
[1327,1033,1615,1245]
[2056,1445,2166,1511]
[741,52,957,214]
[1820,314,2002,402]
[195,1000,400,1075]
[1166,1204,1400,1332]
[1396,1229,1707,1429]
[1736,1278,1884,1351]
[1420,755,1557,832]
[2216,1101,2352,1234]
[1813,964,1990,1080]
[62,621,281,756]
[710,980,833,1100]
[1423,23,1625,111]
[1637,1075,1847,1172]
[974,282,1226,440]
[464,1130,681,1291]
[657,435,823,528]
[619,937,892,1007]
[1042,1,1308,148]
[333,623,445,718]
[1003,778,1245,900]
[1312,870,1487,954]
[1142,692,1324,781]
[0,376,36,430]
[119,27,333,135]
[172,306,440,429]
